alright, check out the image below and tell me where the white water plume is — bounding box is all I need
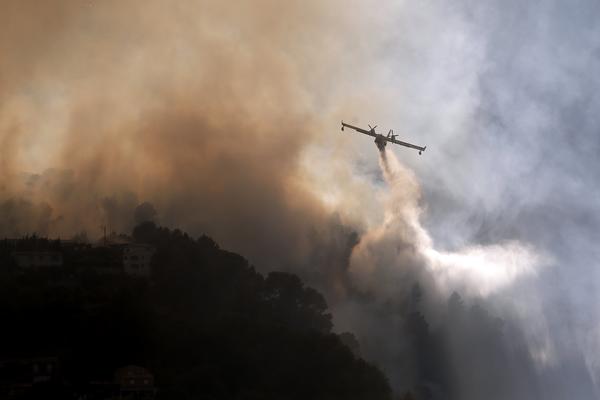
[350,149,546,298]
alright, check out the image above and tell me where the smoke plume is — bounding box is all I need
[0,0,354,270]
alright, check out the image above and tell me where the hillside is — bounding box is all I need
[0,222,392,400]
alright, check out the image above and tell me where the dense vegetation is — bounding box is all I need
[0,223,392,399]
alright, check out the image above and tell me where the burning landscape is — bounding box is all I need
[1,1,600,399]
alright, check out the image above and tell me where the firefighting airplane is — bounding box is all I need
[341,121,426,155]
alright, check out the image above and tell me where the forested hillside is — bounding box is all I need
[0,222,391,399]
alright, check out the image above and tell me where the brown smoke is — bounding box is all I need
[0,0,368,272]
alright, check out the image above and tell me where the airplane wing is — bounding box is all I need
[387,137,426,152]
[341,121,376,138]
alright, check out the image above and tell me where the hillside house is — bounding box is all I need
[114,365,156,399]
[116,243,155,277]
[12,251,63,268]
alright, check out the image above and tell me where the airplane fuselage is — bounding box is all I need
[374,135,387,151]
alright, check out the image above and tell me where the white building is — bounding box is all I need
[121,244,155,277]
[12,251,63,268]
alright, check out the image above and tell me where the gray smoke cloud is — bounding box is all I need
[413,1,600,396]
[297,0,600,397]
[330,149,595,398]
[2,0,600,398]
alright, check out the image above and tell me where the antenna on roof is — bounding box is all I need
[100,225,107,246]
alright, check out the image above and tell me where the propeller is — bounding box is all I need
[368,124,377,131]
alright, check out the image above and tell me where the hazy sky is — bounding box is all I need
[2,0,600,397]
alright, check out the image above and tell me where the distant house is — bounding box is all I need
[12,251,63,268]
[59,239,92,252]
[2,237,156,277]
[0,357,61,397]
[115,243,155,277]
[114,365,156,399]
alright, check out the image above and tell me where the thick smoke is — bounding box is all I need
[0,0,354,270]
[2,0,600,398]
